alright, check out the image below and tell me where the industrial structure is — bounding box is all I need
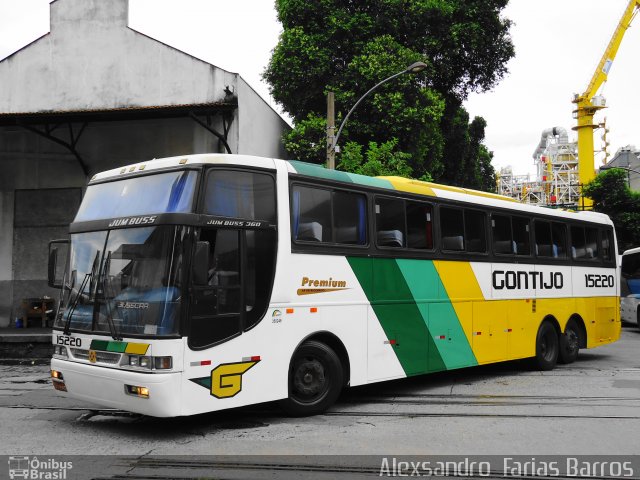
[499,0,639,209]
[497,127,581,207]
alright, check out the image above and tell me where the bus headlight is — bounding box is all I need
[53,346,68,358]
[125,384,149,398]
[127,355,172,370]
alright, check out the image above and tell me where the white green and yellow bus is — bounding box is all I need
[49,154,621,417]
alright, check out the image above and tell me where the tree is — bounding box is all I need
[263,0,513,185]
[583,168,640,251]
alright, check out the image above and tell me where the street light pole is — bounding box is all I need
[326,61,428,168]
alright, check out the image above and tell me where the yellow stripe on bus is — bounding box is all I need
[125,343,149,355]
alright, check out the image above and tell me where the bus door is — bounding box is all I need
[190,229,242,348]
[188,226,277,350]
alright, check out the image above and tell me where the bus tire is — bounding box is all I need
[280,340,343,417]
[534,321,559,371]
[637,307,640,330]
[559,319,580,364]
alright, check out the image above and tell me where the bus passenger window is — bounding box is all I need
[570,226,587,259]
[602,228,614,262]
[535,221,553,257]
[512,216,530,256]
[376,198,405,248]
[406,201,433,249]
[465,210,486,253]
[440,207,464,251]
[551,222,567,258]
[293,186,332,242]
[492,215,513,254]
[333,191,367,245]
[585,227,599,259]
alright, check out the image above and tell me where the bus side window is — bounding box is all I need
[570,226,586,259]
[440,207,465,251]
[535,220,553,257]
[492,214,513,255]
[376,197,406,248]
[601,228,614,262]
[333,191,367,245]
[551,222,567,258]
[406,201,433,249]
[293,186,332,242]
[585,227,599,259]
[465,210,486,253]
[512,216,531,256]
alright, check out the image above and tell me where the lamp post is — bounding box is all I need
[326,61,428,169]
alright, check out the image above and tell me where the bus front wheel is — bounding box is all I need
[534,321,559,371]
[280,340,343,417]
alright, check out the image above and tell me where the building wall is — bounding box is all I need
[0,0,289,326]
[0,0,236,114]
[607,149,640,192]
[0,116,232,326]
[237,78,290,160]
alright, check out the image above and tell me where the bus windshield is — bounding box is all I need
[74,170,198,222]
[55,226,186,337]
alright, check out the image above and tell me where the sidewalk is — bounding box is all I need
[0,327,53,363]
[0,327,52,343]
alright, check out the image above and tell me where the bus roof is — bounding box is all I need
[89,154,612,226]
[90,154,278,183]
[286,160,613,226]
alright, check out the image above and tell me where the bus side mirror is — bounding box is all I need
[48,239,69,289]
[193,241,210,286]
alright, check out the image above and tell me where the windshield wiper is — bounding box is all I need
[63,273,91,336]
[100,251,122,341]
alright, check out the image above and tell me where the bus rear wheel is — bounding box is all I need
[559,319,580,364]
[534,321,559,371]
[280,340,343,417]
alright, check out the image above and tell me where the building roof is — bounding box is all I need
[0,0,239,119]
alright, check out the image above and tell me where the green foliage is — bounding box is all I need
[282,113,326,164]
[338,139,414,178]
[583,169,640,251]
[264,0,513,188]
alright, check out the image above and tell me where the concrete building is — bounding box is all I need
[0,0,289,326]
[602,145,640,191]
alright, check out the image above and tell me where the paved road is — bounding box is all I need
[1,326,639,477]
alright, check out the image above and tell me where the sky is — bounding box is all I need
[0,0,639,176]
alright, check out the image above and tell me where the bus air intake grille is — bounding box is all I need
[70,348,121,364]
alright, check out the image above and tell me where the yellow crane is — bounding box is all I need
[573,0,640,208]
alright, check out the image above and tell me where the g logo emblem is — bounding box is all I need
[210,361,259,398]
[88,350,97,363]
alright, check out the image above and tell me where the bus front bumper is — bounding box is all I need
[51,358,182,417]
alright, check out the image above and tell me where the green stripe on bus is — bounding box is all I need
[90,340,109,351]
[288,161,395,190]
[395,259,477,369]
[347,257,445,375]
[107,341,128,353]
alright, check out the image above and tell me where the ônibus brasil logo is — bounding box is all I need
[8,456,72,479]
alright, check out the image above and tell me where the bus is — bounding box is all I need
[620,247,640,328]
[49,154,621,417]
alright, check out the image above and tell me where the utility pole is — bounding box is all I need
[326,91,336,169]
